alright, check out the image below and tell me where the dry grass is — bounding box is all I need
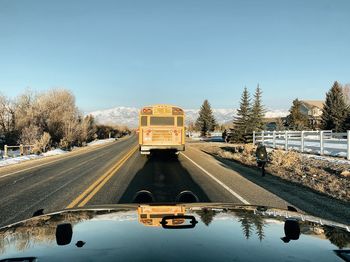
[196,142,350,202]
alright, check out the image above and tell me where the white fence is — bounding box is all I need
[1,144,34,158]
[253,130,350,160]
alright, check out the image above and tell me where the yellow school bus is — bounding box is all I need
[138,205,186,227]
[139,104,185,155]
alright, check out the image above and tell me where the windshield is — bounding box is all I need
[0,0,349,254]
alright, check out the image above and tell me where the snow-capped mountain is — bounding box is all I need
[88,107,288,128]
[184,108,237,125]
[89,107,139,127]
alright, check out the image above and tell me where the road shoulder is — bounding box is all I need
[185,143,350,225]
[0,136,132,177]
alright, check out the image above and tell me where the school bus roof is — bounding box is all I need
[141,104,182,109]
[140,104,185,115]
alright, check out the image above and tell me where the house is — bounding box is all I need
[300,100,324,129]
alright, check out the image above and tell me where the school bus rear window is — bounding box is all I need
[177,116,184,127]
[141,116,147,126]
[150,117,174,126]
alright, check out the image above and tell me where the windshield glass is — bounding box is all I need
[0,0,349,254]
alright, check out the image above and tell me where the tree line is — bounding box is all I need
[0,88,130,153]
[194,85,265,142]
[194,81,350,142]
[231,85,265,142]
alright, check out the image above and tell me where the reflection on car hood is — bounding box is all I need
[0,204,349,262]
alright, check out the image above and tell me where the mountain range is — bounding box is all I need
[89,107,288,128]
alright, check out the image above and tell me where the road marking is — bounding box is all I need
[180,152,250,205]
[0,139,125,179]
[67,145,138,208]
[3,153,110,202]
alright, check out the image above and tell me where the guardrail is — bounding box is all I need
[253,130,350,160]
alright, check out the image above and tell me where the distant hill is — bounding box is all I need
[88,107,288,128]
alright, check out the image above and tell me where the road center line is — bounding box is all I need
[180,152,250,205]
[66,145,138,208]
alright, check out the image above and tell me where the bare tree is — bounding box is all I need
[15,89,37,131]
[32,132,51,154]
[2,88,121,151]
[19,124,42,145]
[0,94,17,145]
[35,88,80,146]
[79,114,97,144]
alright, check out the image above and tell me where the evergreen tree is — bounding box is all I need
[344,113,350,130]
[285,99,309,130]
[237,211,253,240]
[195,100,216,136]
[232,87,251,142]
[196,209,217,226]
[250,84,266,131]
[322,81,349,132]
[252,216,265,242]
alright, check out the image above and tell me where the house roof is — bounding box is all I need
[301,100,324,110]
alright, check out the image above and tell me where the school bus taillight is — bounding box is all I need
[142,108,153,115]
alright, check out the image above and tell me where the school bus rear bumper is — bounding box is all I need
[140,145,185,154]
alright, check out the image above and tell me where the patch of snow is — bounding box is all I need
[304,154,350,164]
[91,211,137,222]
[87,138,115,146]
[2,149,21,158]
[0,154,41,167]
[0,139,115,168]
[42,148,67,156]
[263,137,349,159]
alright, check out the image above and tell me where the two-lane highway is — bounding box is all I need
[0,136,137,227]
[1,135,349,227]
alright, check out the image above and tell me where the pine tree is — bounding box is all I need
[252,216,265,242]
[195,100,216,137]
[250,85,266,131]
[285,99,309,130]
[232,87,251,142]
[237,211,253,240]
[196,209,217,226]
[322,81,349,132]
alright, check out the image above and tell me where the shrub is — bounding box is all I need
[19,124,42,145]
[32,132,51,154]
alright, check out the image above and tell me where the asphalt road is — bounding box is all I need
[0,135,349,227]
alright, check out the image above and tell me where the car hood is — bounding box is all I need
[0,203,349,262]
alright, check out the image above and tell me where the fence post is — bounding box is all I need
[273,131,276,148]
[347,130,350,160]
[285,131,288,151]
[20,144,24,156]
[301,131,304,153]
[261,130,264,145]
[253,131,255,145]
[4,145,8,158]
[320,131,324,155]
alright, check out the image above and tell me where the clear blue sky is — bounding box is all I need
[0,0,349,112]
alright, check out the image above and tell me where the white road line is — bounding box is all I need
[180,152,250,205]
[0,139,127,179]
[0,158,69,179]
